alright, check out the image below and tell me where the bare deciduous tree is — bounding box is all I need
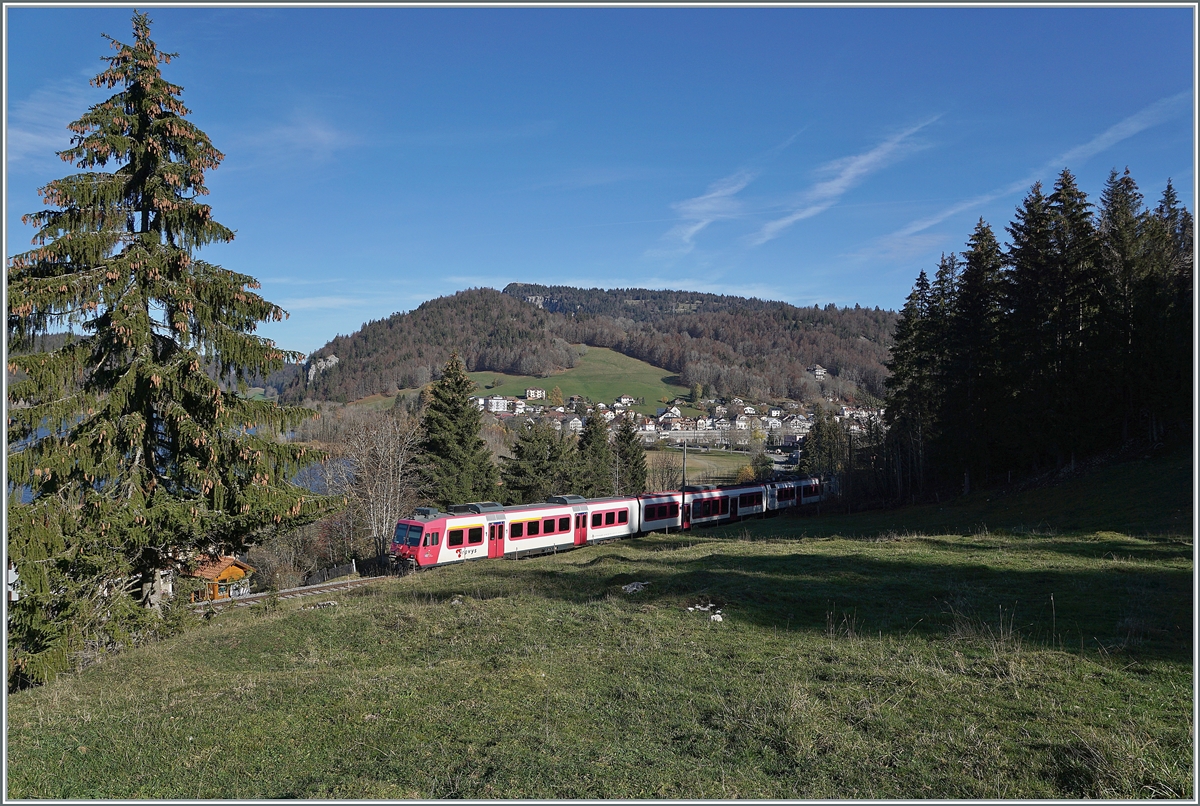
[647,448,682,493]
[325,409,425,559]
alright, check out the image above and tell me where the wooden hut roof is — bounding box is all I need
[188,556,255,581]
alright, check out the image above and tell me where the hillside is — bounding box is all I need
[284,289,581,403]
[6,450,1191,798]
[285,284,899,404]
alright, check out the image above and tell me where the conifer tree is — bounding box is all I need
[500,421,576,504]
[883,270,933,501]
[418,353,496,508]
[800,406,847,481]
[1143,179,1194,438]
[576,413,614,497]
[613,417,647,496]
[6,12,335,686]
[944,219,1008,486]
[1047,168,1103,458]
[1096,168,1149,441]
[1004,181,1056,469]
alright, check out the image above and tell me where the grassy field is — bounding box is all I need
[6,450,1192,799]
[646,446,760,484]
[345,346,700,416]
[467,346,700,416]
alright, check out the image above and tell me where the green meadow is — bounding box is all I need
[349,346,707,416]
[6,450,1192,799]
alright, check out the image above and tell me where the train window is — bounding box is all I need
[669,503,679,517]
[618,510,628,523]
[448,529,464,547]
[559,517,571,532]
[431,532,440,545]
[528,521,540,536]
[544,518,556,534]
[511,522,524,538]
[405,525,423,546]
[721,497,729,514]
[468,527,483,544]
[592,512,602,527]
[392,524,407,546]
[605,511,615,525]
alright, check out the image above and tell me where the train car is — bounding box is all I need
[504,499,585,558]
[798,478,824,505]
[391,502,505,570]
[391,475,828,571]
[639,491,683,533]
[683,482,765,528]
[581,495,640,542]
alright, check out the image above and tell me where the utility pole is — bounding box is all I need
[682,438,688,487]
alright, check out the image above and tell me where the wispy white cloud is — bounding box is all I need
[892,91,1191,239]
[748,117,940,246]
[225,111,362,165]
[647,130,806,257]
[648,170,757,257]
[6,75,102,170]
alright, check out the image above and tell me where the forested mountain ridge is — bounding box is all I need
[285,289,583,402]
[283,284,898,404]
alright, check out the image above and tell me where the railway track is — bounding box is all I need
[191,574,390,612]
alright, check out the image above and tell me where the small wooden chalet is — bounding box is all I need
[187,556,255,602]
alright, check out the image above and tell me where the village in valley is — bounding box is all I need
[473,367,883,452]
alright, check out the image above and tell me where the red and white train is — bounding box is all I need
[389,477,824,571]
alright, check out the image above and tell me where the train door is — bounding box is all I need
[487,522,504,559]
[420,529,439,565]
[729,496,739,521]
[682,496,691,530]
[574,513,587,546]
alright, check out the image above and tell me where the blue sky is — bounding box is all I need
[5,5,1194,357]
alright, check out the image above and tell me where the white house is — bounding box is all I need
[487,395,509,414]
[617,394,636,406]
[734,414,751,430]
[525,387,546,400]
[565,417,584,435]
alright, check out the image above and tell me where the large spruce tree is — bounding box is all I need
[499,421,576,505]
[883,270,933,501]
[613,417,647,496]
[576,413,614,497]
[6,13,334,686]
[418,353,497,507]
[944,219,1008,488]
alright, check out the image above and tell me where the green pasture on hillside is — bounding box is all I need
[6,450,1192,799]
[348,347,701,415]
[467,346,699,416]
